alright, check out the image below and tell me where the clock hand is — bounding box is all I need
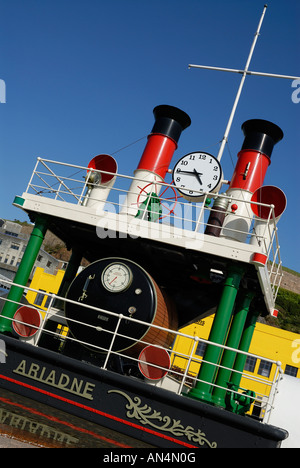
[177,169,203,177]
[193,169,203,185]
[176,168,203,185]
[176,169,195,175]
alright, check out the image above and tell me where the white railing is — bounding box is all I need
[22,157,283,298]
[0,278,283,422]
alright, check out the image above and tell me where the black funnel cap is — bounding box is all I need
[241,119,284,158]
[151,105,191,143]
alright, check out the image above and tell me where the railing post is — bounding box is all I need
[102,314,123,370]
[35,293,56,345]
[263,362,283,423]
[26,157,41,192]
[178,337,199,394]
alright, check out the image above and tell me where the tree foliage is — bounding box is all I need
[275,288,300,334]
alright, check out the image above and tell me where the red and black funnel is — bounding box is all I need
[241,119,283,158]
[137,105,191,179]
[229,119,284,193]
[151,105,192,143]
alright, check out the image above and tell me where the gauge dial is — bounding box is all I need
[101,262,133,293]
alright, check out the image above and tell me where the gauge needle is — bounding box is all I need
[109,276,118,284]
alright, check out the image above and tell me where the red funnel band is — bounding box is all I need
[251,252,268,266]
[136,105,191,180]
[88,154,117,184]
[251,185,287,219]
[229,150,270,193]
[137,134,177,179]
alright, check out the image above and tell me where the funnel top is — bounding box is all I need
[153,105,191,130]
[151,105,191,143]
[241,119,284,158]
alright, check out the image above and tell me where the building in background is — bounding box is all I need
[171,317,300,415]
[26,267,65,311]
[0,219,61,282]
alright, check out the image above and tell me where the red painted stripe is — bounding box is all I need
[0,395,131,448]
[0,374,198,448]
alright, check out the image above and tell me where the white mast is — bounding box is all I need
[189,4,300,162]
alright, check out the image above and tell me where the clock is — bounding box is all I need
[101,262,133,293]
[172,152,222,201]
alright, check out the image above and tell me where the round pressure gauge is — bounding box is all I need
[101,262,133,293]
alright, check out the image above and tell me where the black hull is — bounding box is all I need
[0,335,288,449]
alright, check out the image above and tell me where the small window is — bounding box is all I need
[244,356,257,373]
[258,360,272,378]
[5,231,18,237]
[195,341,207,357]
[285,365,298,378]
[34,290,46,306]
[44,296,52,308]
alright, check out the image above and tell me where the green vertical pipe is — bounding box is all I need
[211,290,255,408]
[188,263,246,403]
[230,308,261,388]
[0,216,48,333]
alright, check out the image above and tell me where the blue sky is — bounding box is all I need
[1,0,299,272]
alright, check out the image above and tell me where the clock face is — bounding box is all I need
[172,152,222,201]
[101,262,133,293]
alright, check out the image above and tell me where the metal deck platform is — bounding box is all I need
[13,157,283,316]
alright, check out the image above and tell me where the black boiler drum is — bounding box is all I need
[65,258,177,357]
